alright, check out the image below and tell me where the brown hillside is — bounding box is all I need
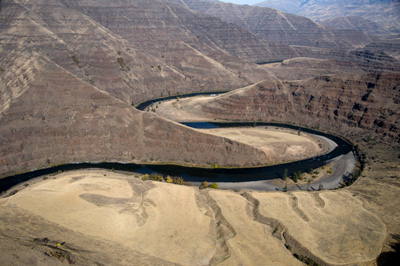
[198,73,400,141]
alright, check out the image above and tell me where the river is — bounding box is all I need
[0,122,356,193]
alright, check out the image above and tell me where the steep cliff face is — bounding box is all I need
[170,0,376,49]
[200,73,400,141]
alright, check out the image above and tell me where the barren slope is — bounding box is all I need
[171,0,376,49]
[190,74,400,141]
[0,48,269,178]
[0,0,277,105]
[1,0,293,178]
[321,16,392,38]
[59,0,297,64]
[256,0,400,37]
[0,169,389,265]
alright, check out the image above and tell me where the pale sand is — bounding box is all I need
[0,170,386,265]
[198,127,327,161]
[154,96,212,122]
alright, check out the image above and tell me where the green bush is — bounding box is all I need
[283,168,288,180]
[199,181,209,189]
[172,177,184,185]
[71,55,79,65]
[210,183,218,189]
[150,174,164,182]
[117,57,126,69]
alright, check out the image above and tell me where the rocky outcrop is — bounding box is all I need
[199,73,400,141]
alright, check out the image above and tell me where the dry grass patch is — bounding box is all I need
[253,190,386,265]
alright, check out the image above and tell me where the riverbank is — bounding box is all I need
[215,152,356,191]
[0,169,385,266]
[0,119,356,194]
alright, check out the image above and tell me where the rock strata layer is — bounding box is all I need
[198,73,400,141]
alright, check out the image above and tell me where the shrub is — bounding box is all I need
[117,57,126,69]
[150,174,164,182]
[210,183,218,189]
[172,177,184,185]
[71,55,79,65]
[283,168,288,180]
[142,174,149,181]
[165,175,172,183]
[199,181,209,189]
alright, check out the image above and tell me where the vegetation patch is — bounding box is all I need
[117,57,129,70]
[199,181,218,189]
[141,173,191,186]
[71,55,79,66]
[33,238,75,265]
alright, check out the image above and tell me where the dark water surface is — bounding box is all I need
[0,122,354,193]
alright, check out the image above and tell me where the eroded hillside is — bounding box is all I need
[171,0,376,49]
[1,1,400,265]
[0,170,389,265]
[192,73,400,141]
